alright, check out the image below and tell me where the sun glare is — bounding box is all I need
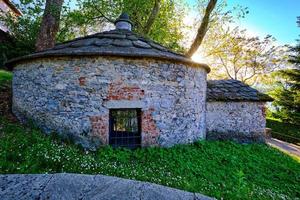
[191,52,207,63]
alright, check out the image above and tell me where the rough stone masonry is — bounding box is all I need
[12,57,207,150]
[205,79,272,142]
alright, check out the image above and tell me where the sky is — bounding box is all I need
[189,0,299,45]
[12,0,299,45]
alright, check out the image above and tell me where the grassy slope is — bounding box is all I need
[0,118,299,200]
[0,70,12,86]
[0,70,15,122]
[267,118,300,145]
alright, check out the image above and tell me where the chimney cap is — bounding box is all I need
[114,13,133,31]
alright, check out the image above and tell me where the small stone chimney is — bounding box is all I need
[114,13,133,31]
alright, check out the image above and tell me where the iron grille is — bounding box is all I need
[109,109,141,149]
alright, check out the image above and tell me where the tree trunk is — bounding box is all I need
[143,0,161,35]
[35,0,64,51]
[186,0,217,58]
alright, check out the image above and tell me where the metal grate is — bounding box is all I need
[109,109,141,149]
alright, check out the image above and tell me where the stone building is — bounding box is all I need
[206,80,272,142]
[6,14,272,150]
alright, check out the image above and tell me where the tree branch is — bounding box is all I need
[186,0,218,57]
[143,0,161,35]
[92,1,114,23]
[219,55,233,79]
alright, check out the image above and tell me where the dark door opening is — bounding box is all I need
[109,109,141,149]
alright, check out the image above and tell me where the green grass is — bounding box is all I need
[0,70,12,87]
[0,118,299,199]
[267,118,300,145]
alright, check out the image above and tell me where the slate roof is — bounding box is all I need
[207,79,273,102]
[5,29,209,72]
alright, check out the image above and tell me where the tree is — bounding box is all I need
[186,0,217,57]
[0,0,44,67]
[63,0,187,52]
[187,0,251,61]
[0,0,75,67]
[142,0,161,35]
[203,27,288,85]
[1,0,266,71]
[189,1,289,85]
[35,0,64,51]
[1,0,217,61]
[269,17,300,124]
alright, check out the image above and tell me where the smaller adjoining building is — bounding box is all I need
[206,79,273,143]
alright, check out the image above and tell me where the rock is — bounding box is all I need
[0,174,215,200]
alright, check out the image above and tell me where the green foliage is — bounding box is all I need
[195,1,289,85]
[145,0,187,52]
[0,0,188,67]
[0,118,299,199]
[204,27,288,85]
[63,0,187,52]
[0,70,12,87]
[269,19,300,125]
[266,118,300,145]
[0,0,44,67]
[0,0,74,68]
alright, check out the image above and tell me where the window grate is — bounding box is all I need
[109,109,141,149]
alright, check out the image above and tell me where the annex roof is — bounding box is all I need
[207,79,273,102]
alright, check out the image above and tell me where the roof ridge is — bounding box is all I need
[6,29,210,72]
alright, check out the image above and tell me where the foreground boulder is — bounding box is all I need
[0,173,214,200]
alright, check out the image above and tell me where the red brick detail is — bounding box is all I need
[108,82,144,100]
[78,77,86,86]
[90,115,109,144]
[142,108,159,146]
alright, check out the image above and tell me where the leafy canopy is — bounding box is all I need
[269,17,300,124]
[0,0,188,67]
[63,0,188,52]
[206,27,288,85]
[0,0,44,66]
[192,1,289,85]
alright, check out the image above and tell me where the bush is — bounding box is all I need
[267,118,300,145]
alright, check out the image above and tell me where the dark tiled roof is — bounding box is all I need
[207,79,273,102]
[5,29,209,72]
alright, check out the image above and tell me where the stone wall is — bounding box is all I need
[12,57,207,149]
[206,101,266,142]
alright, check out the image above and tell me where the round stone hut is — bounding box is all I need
[6,14,210,150]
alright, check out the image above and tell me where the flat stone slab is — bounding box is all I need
[0,173,214,200]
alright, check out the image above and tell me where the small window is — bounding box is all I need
[109,109,141,149]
